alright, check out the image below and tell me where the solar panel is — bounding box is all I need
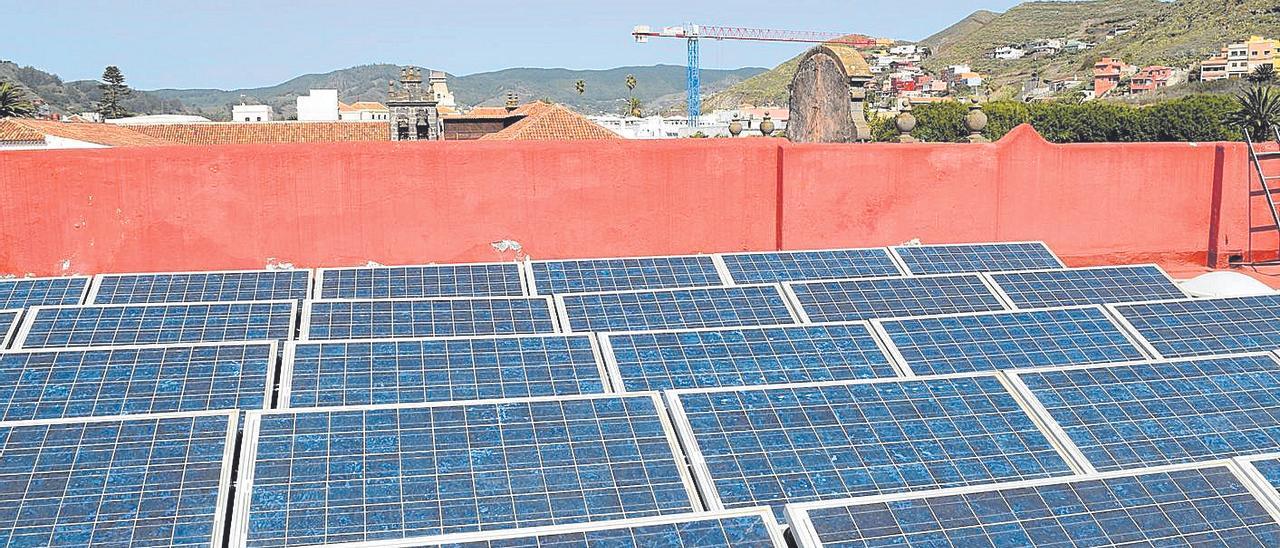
[873,306,1148,376]
[987,264,1187,309]
[786,463,1280,547]
[600,323,900,392]
[13,301,297,349]
[301,297,558,340]
[281,334,606,408]
[328,508,787,548]
[315,262,526,299]
[556,285,797,333]
[0,411,236,547]
[1110,294,1280,359]
[0,342,276,421]
[0,309,19,348]
[528,255,726,295]
[890,242,1064,275]
[784,274,1008,323]
[89,269,312,304]
[718,248,903,284]
[230,393,700,547]
[1242,454,1280,501]
[0,275,91,308]
[1008,353,1280,472]
[668,375,1079,518]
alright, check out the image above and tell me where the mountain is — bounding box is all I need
[152,64,766,119]
[0,61,185,115]
[1097,0,1280,67]
[702,55,802,111]
[920,10,1000,53]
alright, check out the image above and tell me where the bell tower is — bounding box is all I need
[387,67,441,140]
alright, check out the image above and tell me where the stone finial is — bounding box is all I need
[505,92,519,112]
[895,100,917,143]
[760,113,776,136]
[729,118,743,137]
[964,98,990,143]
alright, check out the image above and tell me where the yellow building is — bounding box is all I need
[1203,36,1278,81]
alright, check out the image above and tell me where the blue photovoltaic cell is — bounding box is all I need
[240,395,696,547]
[673,376,1075,518]
[91,270,310,304]
[530,256,724,295]
[422,513,780,548]
[0,412,233,547]
[1015,354,1280,471]
[318,263,525,299]
[989,265,1186,309]
[0,343,273,421]
[1249,457,1280,496]
[604,324,898,392]
[787,274,1006,322]
[0,276,89,308]
[877,307,1146,376]
[891,242,1064,275]
[1,310,18,347]
[798,466,1280,547]
[559,285,795,333]
[17,301,296,349]
[285,335,604,407]
[303,298,557,340]
[719,249,902,284]
[1112,295,1280,358]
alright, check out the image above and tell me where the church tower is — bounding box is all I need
[387,67,441,141]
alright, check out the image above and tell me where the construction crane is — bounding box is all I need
[633,24,886,127]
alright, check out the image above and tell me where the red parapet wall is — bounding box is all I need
[0,125,1268,275]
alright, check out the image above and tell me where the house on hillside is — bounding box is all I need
[992,46,1025,60]
[1092,57,1130,97]
[1130,66,1174,93]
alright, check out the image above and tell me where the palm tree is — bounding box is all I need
[627,97,643,117]
[1250,64,1277,84]
[574,80,585,96]
[625,74,638,116]
[0,81,36,118]
[625,74,637,95]
[1228,86,1280,140]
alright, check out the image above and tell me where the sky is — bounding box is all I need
[3,0,1024,90]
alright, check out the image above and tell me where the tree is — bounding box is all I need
[0,81,36,118]
[97,65,132,118]
[1250,64,1277,84]
[625,74,637,95]
[625,97,643,117]
[1227,86,1280,140]
[574,79,585,96]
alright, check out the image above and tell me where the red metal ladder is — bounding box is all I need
[1243,128,1280,265]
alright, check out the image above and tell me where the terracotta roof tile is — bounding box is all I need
[0,119,47,144]
[349,101,387,110]
[129,121,389,145]
[479,103,619,141]
[2,118,173,147]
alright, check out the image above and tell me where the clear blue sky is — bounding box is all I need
[4,0,1024,90]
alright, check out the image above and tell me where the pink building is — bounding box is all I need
[1093,57,1128,97]
[1131,66,1173,93]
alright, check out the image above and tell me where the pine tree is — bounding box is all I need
[97,66,131,119]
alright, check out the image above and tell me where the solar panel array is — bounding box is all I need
[5,242,1280,546]
[874,306,1149,375]
[1110,294,1280,358]
[317,262,526,299]
[282,334,606,407]
[557,285,797,333]
[235,394,699,547]
[788,464,1280,547]
[529,255,725,295]
[90,269,311,304]
[719,248,903,284]
[669,375,1078,518]
[601,323,899,392]
[988,264,1188,309]
[1011,353,1280,471]
[302,297,558,340]
[0,275,90,308]
[785,274,1007,322]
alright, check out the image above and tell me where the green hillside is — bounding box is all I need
[919,10,1000,53]
[0,61,185,115]
[1097,0,1280,67]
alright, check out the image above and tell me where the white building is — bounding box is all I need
[889,44,918,56]
[297,90,339,121]
[993,46,1026,60]
[589,108,786,139]
[232,104,273,122]
[339,102,389,121]
[107,114,212,125]
[429,71,456,112]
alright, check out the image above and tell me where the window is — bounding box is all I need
[256,117,262,121]
[244,117,250,121]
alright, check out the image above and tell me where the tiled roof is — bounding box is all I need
[338,102,356,112]
[0,120,47,144]
[129,121,389,145]
[479,103,619,141]
[1,118,174,147]
[349,101,387,111]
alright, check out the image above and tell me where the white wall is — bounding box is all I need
[297,90,339,121]
[233,105,273,122]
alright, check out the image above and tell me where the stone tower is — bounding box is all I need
[387,67,441,141]
[787,43,874,143]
